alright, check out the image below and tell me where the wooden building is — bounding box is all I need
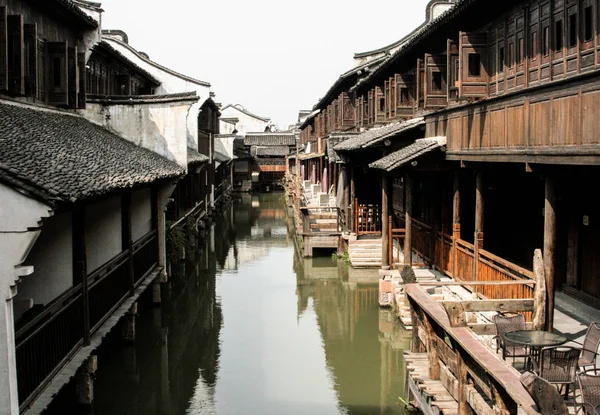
[298,0,600,319]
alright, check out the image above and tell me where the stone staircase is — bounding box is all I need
[306,212,339,233]
[348,237,382,268]
[395,268,445,327]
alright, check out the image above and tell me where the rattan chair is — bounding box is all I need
[532,346,580,402]
[579,403,600,415]
[578,369,600,414]
[493,313,530,364]
[579,323,600,372]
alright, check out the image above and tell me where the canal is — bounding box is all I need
[48,193,411,415]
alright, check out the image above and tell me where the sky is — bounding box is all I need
[97,0,433,129]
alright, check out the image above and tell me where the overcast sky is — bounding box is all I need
[98,0,433,129]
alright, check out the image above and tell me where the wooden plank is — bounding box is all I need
[468,322,534,335]
[465,385,494,415]
[441,299,534,313]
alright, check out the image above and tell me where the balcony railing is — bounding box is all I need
[15,229,159,410]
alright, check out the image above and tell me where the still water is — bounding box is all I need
[55,193,411,415]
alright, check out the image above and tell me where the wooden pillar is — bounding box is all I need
[474,171,484,284]
[122,192,134,295]
[350,166,356,233]
[566,215,579,288]
[544,176,557,331]
[343,166,350,232]
[73,203,90,346]
[424,316,440,380]
[457,352,469,415]
[382,172,390,268]
[404,173,413,266]
[453,172,461,278]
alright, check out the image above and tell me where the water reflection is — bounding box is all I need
[51,193,411,415]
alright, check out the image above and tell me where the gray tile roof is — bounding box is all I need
[255,146,291,157]
[327,133,359,162]
[187,148,209,165]
[214,151,231,163]
[55,0,99,28]
[94,41,161,85]
[369,137,447,172]
[244,134,296,146]
[334,117,425,151]
[0,101,183,205]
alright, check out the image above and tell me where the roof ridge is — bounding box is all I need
[102,36,211,88]
[220,104,270,122]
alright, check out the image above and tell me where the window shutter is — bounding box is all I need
[447,39,459,101]
[67,46,78,108]
[24,23,37,97]
[395,74,416,119]
[47,41,68,106]
[7,14,24,96]
[424,53,448,109]
[78,52,86,109]
[459,32,488,98]
[342,93,353,127]
[0,7,8,91]
[416,58,425,109]
[389,76,396,119]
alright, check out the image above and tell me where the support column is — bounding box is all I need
[122,303,137,343]
[343,166,350,232]
[75,356,98,406]
[0,287,19,414]
[382,172,390,268]
[452,172,461,278]
[157,182,177,282]
[350,166,356,233]
[544,176,557,331]
[474,171,484,285]
[404,173,413,266]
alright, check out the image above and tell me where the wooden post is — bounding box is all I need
[388,216,393,266]
[474,171,484,287]
[122,192,134,295]
[350,166,356,232]
[343,167,350,232]
[424,316,440,380]
[404,173,413,266]
[544,177,557,332]
[382,172,390,268]
[532,249,547,331]
[566,215,579,288]
[457,352,469,415]
[453,172,461,278]
[73,203,90,346]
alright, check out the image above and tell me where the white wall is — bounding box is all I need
[0,183,51,414]
[85,196,122,274]
[17,212,73,306]
[102,37,211,150]
[220,121,236,135]
[220,106,270,134]
[82,100,193,169]
[131,188,152,241]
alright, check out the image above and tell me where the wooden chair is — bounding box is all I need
[493,313,530,364]
[532,346,580,402]
[520,371,569,415]
[578,369,600,414]
[579,323,600,372]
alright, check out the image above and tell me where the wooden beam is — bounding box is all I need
[469,322,534,336]
[424,315,440,380]
[453,172,461,279]
[404,173,413,265]
[442,299,534,313]
[474,171,484,290]
[415,280,536,287]
[544,176,556,331]
[442,301,467,327]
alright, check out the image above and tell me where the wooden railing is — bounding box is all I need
[405,282,542,415]
[15,230,159,409]
[393,215,537,321]
[353,199,381,235]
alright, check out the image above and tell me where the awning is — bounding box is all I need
[369,137,446,172]
[334,117,425,152]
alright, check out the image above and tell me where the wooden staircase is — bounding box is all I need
[348,238,382,268]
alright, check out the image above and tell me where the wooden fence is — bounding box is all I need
[354,199,381,235]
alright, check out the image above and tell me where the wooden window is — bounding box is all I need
[47,41,68,106]
[489,46,497,75]
[555,19,563,51]
[7,14,24,96]
[454,59,460,82]
[78,52,85,109]
[24,23,36,97]
[431,72,442,91]
[400,87,409,104]
[468,53,481,76]
[507,43,515,68]
[517,37,525,64]
[499,46,505,70]
[542,26,550,56]
[0,7,7,92]
[67,46,78,108]
[568,12,577,48]
[583,5,593,42]
[531,31,538,59]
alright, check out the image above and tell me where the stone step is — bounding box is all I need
[352,262,382,268]
[351,239,383,245]
[310,219,338,224]
[310,223,338,229]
